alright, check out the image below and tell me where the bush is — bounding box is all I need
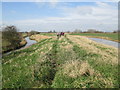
[29,31,40,36]
[2,25,22,51]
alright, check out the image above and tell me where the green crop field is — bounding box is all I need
[70,33,119,42]
[40,33,56,36]
[2,34,119,88]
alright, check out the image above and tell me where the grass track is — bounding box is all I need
[2,34,119,88]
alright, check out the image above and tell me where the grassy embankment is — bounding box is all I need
[70,33,119,42]
[2,34,119,88]
[29,34,53,42]
[0,32,2,53]
[2,33,27,53]
[22,33,28,38]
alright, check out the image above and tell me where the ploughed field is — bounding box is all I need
[2,34,119,88]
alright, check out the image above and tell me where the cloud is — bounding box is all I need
[34,0,58,8]
[49,0,58,8]
[3,2,118,32]
[59,2,117,26]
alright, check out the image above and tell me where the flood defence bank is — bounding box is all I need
[2,35,118,88]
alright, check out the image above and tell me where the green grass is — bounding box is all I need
[2,35,119,88]
[22,33,28,38]
[40,33,56,36]
[52,38,118,88]
[2,38,53,88]
[70,33,119,41]
[72,45,119,87]
[2,38,64,88]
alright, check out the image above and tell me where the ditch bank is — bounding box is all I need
[2,36,37,56]
[2,38,27,54]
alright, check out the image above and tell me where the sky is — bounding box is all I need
[1,0,118,32]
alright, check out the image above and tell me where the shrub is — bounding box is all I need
[2,25,22,51]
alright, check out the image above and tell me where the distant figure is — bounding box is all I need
[57,33,61,39]
[56,32,65,39]
[60,32,64,36]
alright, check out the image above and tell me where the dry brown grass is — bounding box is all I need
[67,35,118,65]
[36,43,53,63]
[30,34,52,42]
[20,38,27,45]
[60,38,73,49]
[62,60,94,78]
[61,60,113,87]
[61,44,73,49]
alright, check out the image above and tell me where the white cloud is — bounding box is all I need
[3,2,118,32]
[49,0,58,8]
[34,0,58,8]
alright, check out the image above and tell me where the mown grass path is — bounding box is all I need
[2,34,119,88]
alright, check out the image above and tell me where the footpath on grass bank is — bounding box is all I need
[2,34,119,88]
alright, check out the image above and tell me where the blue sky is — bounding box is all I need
[2,2,98,21]
[1,1,118,32]
[3,2,65,21]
